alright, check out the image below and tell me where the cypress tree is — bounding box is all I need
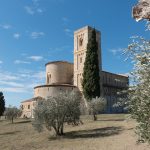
[82,29,100,100]
[0,92,5,116]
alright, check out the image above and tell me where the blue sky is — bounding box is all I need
[0,0,149,107]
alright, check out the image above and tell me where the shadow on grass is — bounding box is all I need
[98,119,125,122]
[127,127,134,130]
[49,126,123,140]
[0,120,5,122]
[13,120,31,124]
[0,131,21,135]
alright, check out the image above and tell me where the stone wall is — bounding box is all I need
[20,100,35,118]
[102,71,129,89]
[34,84,78,99]
[45,61,73,85]
[102,71,129,113]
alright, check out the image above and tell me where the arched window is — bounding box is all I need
[47,73,51,84]
[80,57,82,63]
[79,38,83,47]
[80,78,83,85]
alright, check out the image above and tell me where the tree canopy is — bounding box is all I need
[89,97,106,121]
[33,91,82,136]
[5,106,22,123]
[124,37,150,143]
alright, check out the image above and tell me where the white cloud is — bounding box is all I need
[0,72,20,81]
[24,6,35,15]
[24,0,44,15]
[30,32,45,39]
[0,60,3,64]
[0,87,28,93]
[0,81,24,87]
[49,45,71,53]
[64,28,71,33]
[109,48,123,56]
[37,8,43,13]
[25,6,44,15]
[19,70,45,81]
[62,17,69,22]
[14,60,30,64]
[62,17,69,26]
[32,0,39,3]
[13,33,21,39]
[0,24,12,29]
[32,71,45,80]
[64,28,72,37]
[0,69,45,94]
[0,72,25,93]
[28,55,43,61]
[21,53,27,56]
[62,16,72,37]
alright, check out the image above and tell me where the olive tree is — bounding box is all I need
[124,37,150,143]
[88,97,106,121]
[32,91,82,136]
[4,106,22,123]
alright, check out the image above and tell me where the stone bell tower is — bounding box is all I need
[74,26,102,92]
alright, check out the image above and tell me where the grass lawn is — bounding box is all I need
[0,114,149,150]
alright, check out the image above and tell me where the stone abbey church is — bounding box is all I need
[21,26,129,118]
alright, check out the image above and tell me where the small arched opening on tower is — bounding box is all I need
[47,73,51,84]
[79,37,83,47]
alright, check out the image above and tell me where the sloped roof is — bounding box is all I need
[102,71,129,78]
[45,61,73,66]
[21,96,43,103]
